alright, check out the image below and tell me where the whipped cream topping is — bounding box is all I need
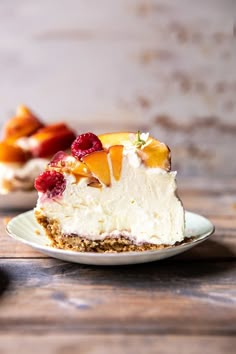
[0,158,48,194]
[36,153,185,245]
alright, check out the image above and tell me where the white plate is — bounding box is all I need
[0,191,38,210]
[6,210,214,265]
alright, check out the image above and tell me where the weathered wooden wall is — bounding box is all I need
[0,0,235,176]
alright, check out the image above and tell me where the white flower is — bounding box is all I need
[132,131,152,150]
[123,131,152,156]
[140,132,149,143]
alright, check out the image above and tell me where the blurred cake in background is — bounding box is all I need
[0,105,76,197]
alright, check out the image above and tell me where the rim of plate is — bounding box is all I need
[6,210,215,257]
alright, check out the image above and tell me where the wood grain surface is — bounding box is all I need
[0,334,235,354]
[0,177,236,353]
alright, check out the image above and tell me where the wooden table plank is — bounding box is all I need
[178,178,236,217]
[0,334,236,354]
[0,177,235,353]
[0,259,236,335]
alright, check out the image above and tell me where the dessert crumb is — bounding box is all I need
[34,229,41,235]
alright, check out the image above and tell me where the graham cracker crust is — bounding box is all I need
[35,210,190,253]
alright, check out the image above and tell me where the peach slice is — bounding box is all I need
[137,138,171,170]
[109,145,124,181]
[16,105,33,117]
[99,131,171,171]
[71,161,92,178]
[34,123,69,135]
[98,132,134,148]
[30,123,76,158]
[0,141,28,163]
[3,105,44,142]
[82,150,111,186]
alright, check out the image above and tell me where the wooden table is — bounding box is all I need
[0,177,236,353]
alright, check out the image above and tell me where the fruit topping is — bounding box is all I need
[98,132,131,148]
[33,123,69,135]
[3,105,44,142]
[71,133,103,160]
[137,139,171,170]
[34,171,66,198]
[49,151,68,167]
[109,145,124,181]
[82,150,111,186]
[0,141,29,163]
[30,123,76,158]
[71,161,92,178]
[99,131,171,171]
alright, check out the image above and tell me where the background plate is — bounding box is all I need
[0,191,38,210]
[7,210,215,265]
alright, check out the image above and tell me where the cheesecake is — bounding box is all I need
[0,105,76,194]
[34,131,185,252]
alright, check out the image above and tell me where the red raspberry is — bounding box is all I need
[49,151,68,167]
[34,171,66,198]
[71,132,103,160]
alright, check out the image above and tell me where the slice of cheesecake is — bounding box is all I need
[34,131,185,252]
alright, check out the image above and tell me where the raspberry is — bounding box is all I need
[71,132,103,160]
[34,171,66,198]
[49,151,68,167]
